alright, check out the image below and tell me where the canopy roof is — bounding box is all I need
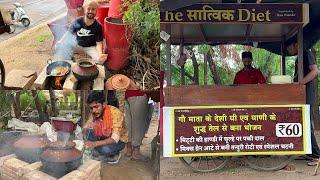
[160,0,320,55]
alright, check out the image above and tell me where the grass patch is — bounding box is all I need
[35,34,51,42]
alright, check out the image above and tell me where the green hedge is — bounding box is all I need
[20,91,47,110]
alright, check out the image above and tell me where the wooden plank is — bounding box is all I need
[63,73,78,90]
[34,66,48,89]
[199,24,208,43]
[164,84,306,106]
[93,78,104,90]
[170,36,283,45]
[297,26,304,82]
[4,69,37,90]
[80,81,92,90]
[166,24,172,86]
[96,65,105,78]
[285,25,299,41]
[281,36,286,75]
[63,63,78,90]
[245,24,253,42]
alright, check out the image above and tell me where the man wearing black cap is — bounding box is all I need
[286,38,320,166]
[233,51,266,84]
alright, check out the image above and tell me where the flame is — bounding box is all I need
[54,77,64,89]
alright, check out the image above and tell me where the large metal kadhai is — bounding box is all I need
[13,133,49,163]
[46,59,71,77]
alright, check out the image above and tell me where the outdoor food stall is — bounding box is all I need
[0,91,102,180]
[160,1,312,172]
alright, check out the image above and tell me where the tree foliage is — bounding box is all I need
[0,90,12,124]
[123,0,160,89]
[20,91,47,111]
[123,0,159,48]
[161,44,293,85]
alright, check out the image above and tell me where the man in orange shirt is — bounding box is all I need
[84,91,128,164]
[234,51,266,84]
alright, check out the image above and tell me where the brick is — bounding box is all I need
[78,159,101,175]
[22,170,57,180]
[88,172,101,180]
[18,161,42,177]
[59,170,87,180]
[85,168,100,176]
[1,173,19,180]
[0,154,17,167]
[2,165,20,178]
[4,158,29,172]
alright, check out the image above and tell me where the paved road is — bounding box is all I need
[0,0,67,42]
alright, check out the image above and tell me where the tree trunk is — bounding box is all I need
[188,48,199,85]
[80,90,89,127]
[204,52,208,85]
[311,48,320,130]
[11,92,21,118]
[49,90,58,116]
[314,78,320,130]
[180,65,185,85]
[261,53,272,81]
[75,91,79,109]
[207,51,222,85]
[31,90,44,121]
[63,93,68,106]
[172,65,193,82]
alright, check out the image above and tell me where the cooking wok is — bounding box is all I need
[46,59,71,77]
[13,133,49,163]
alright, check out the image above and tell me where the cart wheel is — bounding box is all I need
[179,156,230,173]
[245,155,296,171]
[0,59,5,88]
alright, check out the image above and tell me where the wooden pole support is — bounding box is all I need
[313,158,320,176]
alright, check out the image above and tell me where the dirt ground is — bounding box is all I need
[160,131,320,180]
[0,21,53,76]
[101,115,158,180]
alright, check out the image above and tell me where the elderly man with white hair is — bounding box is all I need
[54,1,107,64]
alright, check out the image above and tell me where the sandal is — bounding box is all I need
[125,150,132,157]
[131,154,149,162]
[307,159,319,166]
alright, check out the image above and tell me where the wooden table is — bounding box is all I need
[34,62,105,90]
[4,69,37,90]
